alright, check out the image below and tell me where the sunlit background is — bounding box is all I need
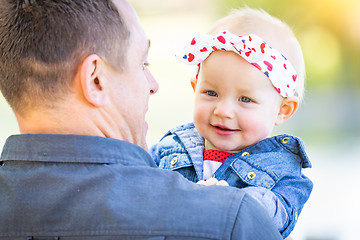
[1,0,359,239]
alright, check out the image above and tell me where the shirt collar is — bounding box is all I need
[0,134,156,167]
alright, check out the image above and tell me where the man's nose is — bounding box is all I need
[146,68,159,95]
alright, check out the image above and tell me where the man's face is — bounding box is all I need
[105,0,158,149]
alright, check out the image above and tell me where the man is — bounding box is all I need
[0,0,282,239]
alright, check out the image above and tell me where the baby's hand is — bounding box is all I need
[197,178,229,186]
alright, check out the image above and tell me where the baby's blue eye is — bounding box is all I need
[240,96,252,103]
[207,91,218,97]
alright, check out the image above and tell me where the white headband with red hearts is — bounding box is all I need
[176,30,298,98]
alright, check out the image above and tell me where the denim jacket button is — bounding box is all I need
[281,137,290,144]
[242,152,250,157]
[247,172,256,179]
[170,157,178,165]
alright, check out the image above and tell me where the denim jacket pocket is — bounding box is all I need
[231,159,277,189]
[158,149,193,171]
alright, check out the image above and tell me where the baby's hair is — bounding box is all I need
[209,7,306,101]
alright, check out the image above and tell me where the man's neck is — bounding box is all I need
[15,106,103,137]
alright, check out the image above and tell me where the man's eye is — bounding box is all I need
[207,91,218,97]
[240,96,252,103]
[142,62,150,70]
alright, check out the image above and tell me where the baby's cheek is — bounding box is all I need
[240,113,268,135]
[193,105,207,122]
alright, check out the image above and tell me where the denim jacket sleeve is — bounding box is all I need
[224,135,313,238]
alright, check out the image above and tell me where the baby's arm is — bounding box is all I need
[241,171,312,239]
[197,179,301,238]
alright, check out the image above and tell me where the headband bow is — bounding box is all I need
[175,30,298,98]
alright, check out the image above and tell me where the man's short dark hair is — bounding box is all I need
[0,0,129,114]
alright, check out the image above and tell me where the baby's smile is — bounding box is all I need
[211,124,239,136]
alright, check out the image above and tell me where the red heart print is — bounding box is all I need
[251,63,262,71]
[275,87,281,94]
[271,55,276,60]
[264,61,273,71]
[191,38,196,45]
[212,46,218,51]
[287,84,290,88]
[260,43,265,53]
[235,48,242,55]
[245,51,251,57]
[217,36,226,44]
[188,53,195,62]
[249,36,252,41]
[200,47,208,52]
[292,74,297,82]
[284,63,287,69]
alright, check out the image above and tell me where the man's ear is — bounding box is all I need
[79,54,107,107]
[190,77,197,92]
[275,96,299,126]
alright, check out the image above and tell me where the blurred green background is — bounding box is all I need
[0,0,359,239]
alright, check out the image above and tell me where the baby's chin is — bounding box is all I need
[205,141,245,153]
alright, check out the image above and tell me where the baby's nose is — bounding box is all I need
[214,101,235,119]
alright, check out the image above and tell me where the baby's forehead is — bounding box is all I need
[199,51,274,88]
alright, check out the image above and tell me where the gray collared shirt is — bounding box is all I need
[0,134,282,239]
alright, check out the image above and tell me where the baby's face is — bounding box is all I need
[193,50,284,152]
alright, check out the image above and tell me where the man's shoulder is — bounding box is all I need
[132,168,261,238]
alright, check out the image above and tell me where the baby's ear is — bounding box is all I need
[275,96,299,125]
[190,77,197,92]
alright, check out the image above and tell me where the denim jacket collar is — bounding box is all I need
[168,123,312,170]
[169,124,205,179]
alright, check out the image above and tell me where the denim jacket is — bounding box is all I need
[150,123,313,238]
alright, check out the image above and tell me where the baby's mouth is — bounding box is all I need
[213,124,234,131]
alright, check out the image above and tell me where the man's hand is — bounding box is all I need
[197,178,229,186]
